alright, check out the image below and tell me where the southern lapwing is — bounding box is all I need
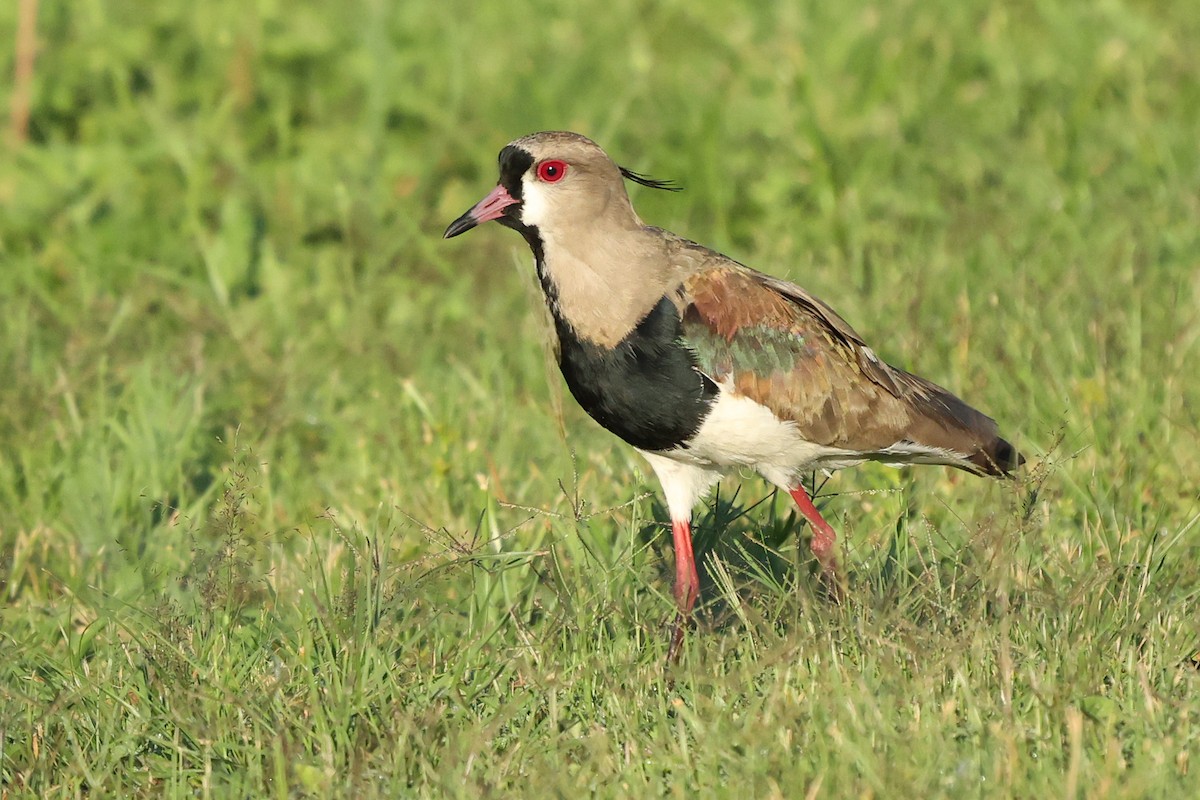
[444,131,1021,659]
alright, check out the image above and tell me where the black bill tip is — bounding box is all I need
[443,212,478,239]
[444,184,520,239]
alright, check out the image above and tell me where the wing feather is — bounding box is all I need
[674,263,1020,475]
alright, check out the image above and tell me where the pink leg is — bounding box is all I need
[667,517,700,661]
[788,484,845,597]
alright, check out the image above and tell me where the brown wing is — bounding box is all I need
[675,263,1021,476]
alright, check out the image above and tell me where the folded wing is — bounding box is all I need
[676,264,1022,476]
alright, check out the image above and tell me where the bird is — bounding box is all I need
[444,131,1022,659]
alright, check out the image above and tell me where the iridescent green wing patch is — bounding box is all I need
[677,265,908,447]
[679,265,856,385]
[682,318,818,381]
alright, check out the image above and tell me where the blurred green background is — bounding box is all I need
[1,0,1197,796]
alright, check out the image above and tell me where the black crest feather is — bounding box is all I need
[619,166,683,192]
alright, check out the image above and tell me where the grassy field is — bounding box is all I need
[2,0,1198,796]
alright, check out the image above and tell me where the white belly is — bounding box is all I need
[668,389,866,482]
[638,385,968,521]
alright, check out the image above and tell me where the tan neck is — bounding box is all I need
[537,225,680,347]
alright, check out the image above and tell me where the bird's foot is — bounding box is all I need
[817,557,847,604]
[789,483,847,603]
[666,613,688,664]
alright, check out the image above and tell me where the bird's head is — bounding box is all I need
[443,131,678,242]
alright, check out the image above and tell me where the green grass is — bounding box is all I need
[2,0,1198,796]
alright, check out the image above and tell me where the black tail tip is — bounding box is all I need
[971,436,1025,478]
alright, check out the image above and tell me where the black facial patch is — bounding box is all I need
[553,296,718,452]
[494,145,538,245]
[497,145,533,201]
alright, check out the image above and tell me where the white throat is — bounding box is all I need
[518,179,553,230]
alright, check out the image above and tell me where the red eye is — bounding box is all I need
[536,160,568,182]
